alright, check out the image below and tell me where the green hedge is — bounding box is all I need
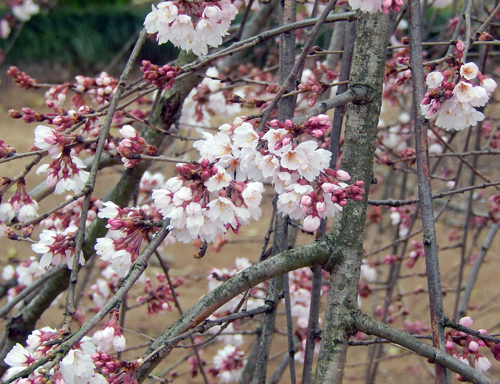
[3,6,178,74]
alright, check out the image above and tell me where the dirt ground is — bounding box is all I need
[0,74,500,383]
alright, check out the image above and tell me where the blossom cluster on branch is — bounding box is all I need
[421,57,497,131]
[144,0,238,56]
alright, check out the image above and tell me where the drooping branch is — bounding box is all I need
[354,312,497,384]
[136,235,336,381]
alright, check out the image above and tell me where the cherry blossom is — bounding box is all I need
[421,60,496,131]
[31,225,84,269]
[36,149,89,194]
[144,0,238,56]
[0,179,38,223]
[11,0,39,21]
[95,202,164,277]
[4,328,106,384]
[209,344,246,382]
[92,311,126,353]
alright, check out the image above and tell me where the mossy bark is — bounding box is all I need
[313,11,390,384]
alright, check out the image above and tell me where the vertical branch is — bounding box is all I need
[256,0,338,131]
[328,20,357,167]
[408,1,449,383]
[458,220,500,317]
[302,19,356,384]
[301,264,322,384]
[313,10,390,384]
[254,0,298,381]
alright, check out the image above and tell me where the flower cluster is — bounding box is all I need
[117,125,158,168]
[34,124,81,157]
[72,71,119,106]
[92,310,126,353]
[144,0,238,56]
[421,59,497,131]
[140,60,182,90]
[136,272,184,315]
[4,327,106,384]
[445,317,499,379]
[153,116,362,242]
[31,224,84,269]
[208,344,246,383]
[95,201,161,277]
[88,266,121,310]
[36,148,89,194]
[0,179,39,224]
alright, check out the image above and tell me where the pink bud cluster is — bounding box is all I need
[298,79,328,107]
[389,204,416,237]
[44,83,70,106]
[381,0,404,14]
[140,60,181,90]
[7,65,38,89]
[445,317,497,378]
[268,114,331,139]
[0,138,16,159]
[92,351,124,375]
[136,272,184,315]
[421,59,497,131]
[105,360,143,384]
[0,179,38,223]
[10,100,101,143]
[488,194,500,223]
[72,71,118,106]
[144,0,238,56]
[95,202,161,277]
[117,125,158,168]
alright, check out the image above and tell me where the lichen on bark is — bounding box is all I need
[313,11,390,384]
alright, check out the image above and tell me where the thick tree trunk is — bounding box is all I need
[313,11,390,384]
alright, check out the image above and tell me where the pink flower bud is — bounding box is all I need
[300,195,312,206]
[336,170,351,181]
[469,341,479,352]
[459,316,473,327]
[303,215,320,232]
